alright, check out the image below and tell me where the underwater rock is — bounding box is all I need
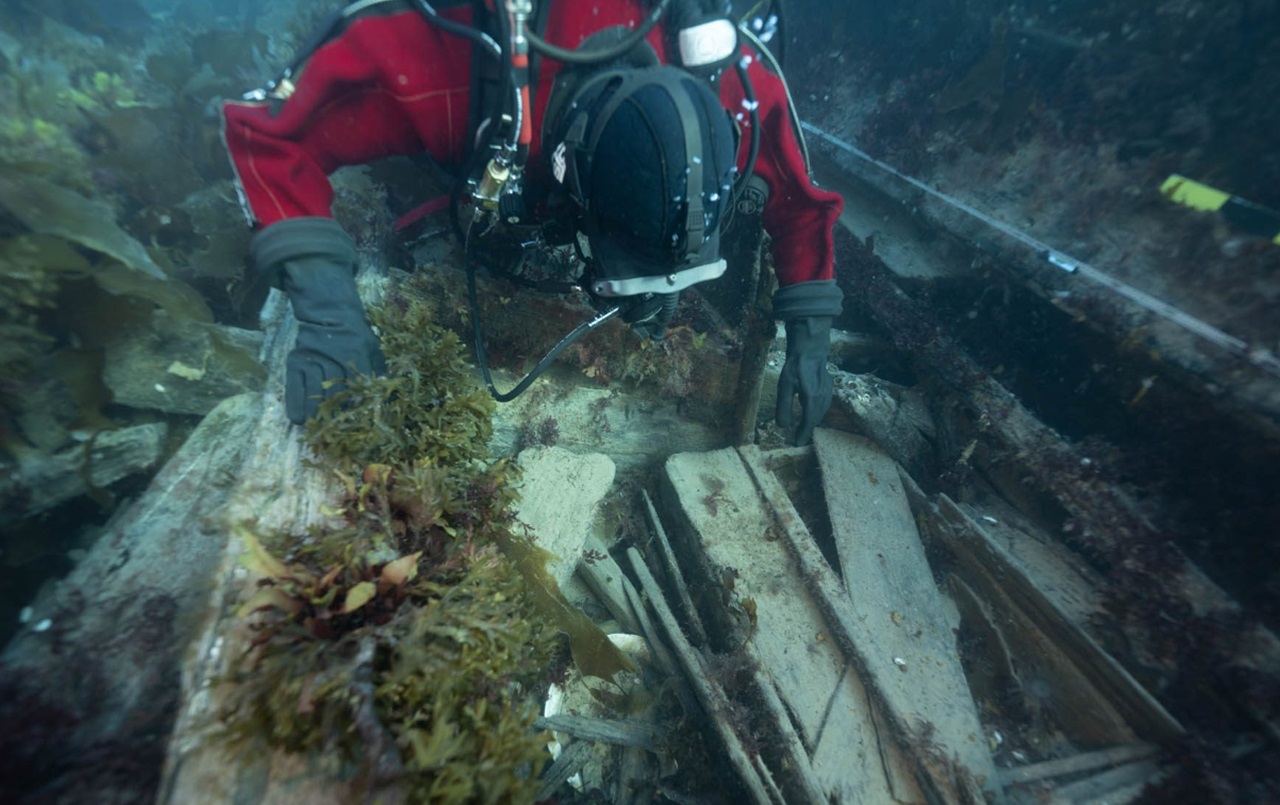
[103,312,265,416]
[0,421,167,524]
[513,445,616,593]
[8,374,81,453]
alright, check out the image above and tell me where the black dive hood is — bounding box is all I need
[544,61,736,303]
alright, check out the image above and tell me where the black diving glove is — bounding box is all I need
[250,217,386,425]
[773,279,843,446]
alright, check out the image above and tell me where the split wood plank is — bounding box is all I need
[1053,759,1163,803]
[928,494,1183,742]
[810,429,1001,800]
[641,488,708,645]
[828,230,1280,741]
[662,449,853,746]
[809,662,926,805]
[946,565,1136,745]
[159,296,373,805]
[575,536,644,637]
[660,450,911,804]
[537,740,595,803]
[739,443,998,805]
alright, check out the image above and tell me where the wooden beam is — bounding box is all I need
[929,494,1183,742]
[999,744,1159,786]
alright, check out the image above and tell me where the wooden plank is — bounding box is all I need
[809,429,1001,800]
[946,568,1137,746]
[930,494,1183,742]
[533,714,661,752]
[641,488,708,645]
[575,538,644,636]
[160,299,368,805]
[537,741,594,803]
[954,499,1105,627]
[809,663,926,804]
[739,444,999,805]
[662,449,851,746]
[829,230,1280,741]
[1053,759,1163,802]
[657,451,916,803]
[1000,744,1159,786]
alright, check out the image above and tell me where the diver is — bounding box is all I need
[222,0,844,445]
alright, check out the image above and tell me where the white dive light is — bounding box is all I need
[678,18,737,68]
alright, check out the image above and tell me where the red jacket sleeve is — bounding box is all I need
[720,49,843,286]
[221,6,475,227]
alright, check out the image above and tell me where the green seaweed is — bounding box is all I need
[303,296,495,472]
[495,530,639,681]
[221,290,570,803]
[1,172,154,278]
[0,110,93,195]
[0,174,212,321]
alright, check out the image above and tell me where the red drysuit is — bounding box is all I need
[222,0,842,287]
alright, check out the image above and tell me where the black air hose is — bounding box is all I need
[527,0,672,63]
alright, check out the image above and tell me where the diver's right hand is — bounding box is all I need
[250,217,386,424]
[285,281,385,424]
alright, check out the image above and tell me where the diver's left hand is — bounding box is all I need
[776,315,835,446]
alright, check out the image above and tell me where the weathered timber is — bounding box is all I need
[662,451,862,738]
[809,662,924,804]
[537,740,595,803]
[729,226,773,446]
[840,246,1280,740]
[576,539,645,636]
[662,447,926,804]
[812,141,1280,433]
[1051,759,1164,803]
[533,714,662,752]
[926,493,1182,742]
[1072,780,1153,805]
[811,429,1001,799]
[620,570,680,679]
[738,444,998,805]
[2,396,256,805]
[949,569,1136,746]
[641,488,707,646]
[999,744,1159,787]
[1,421,168,524]
[828,369,937,481]
[160,291,373,805]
